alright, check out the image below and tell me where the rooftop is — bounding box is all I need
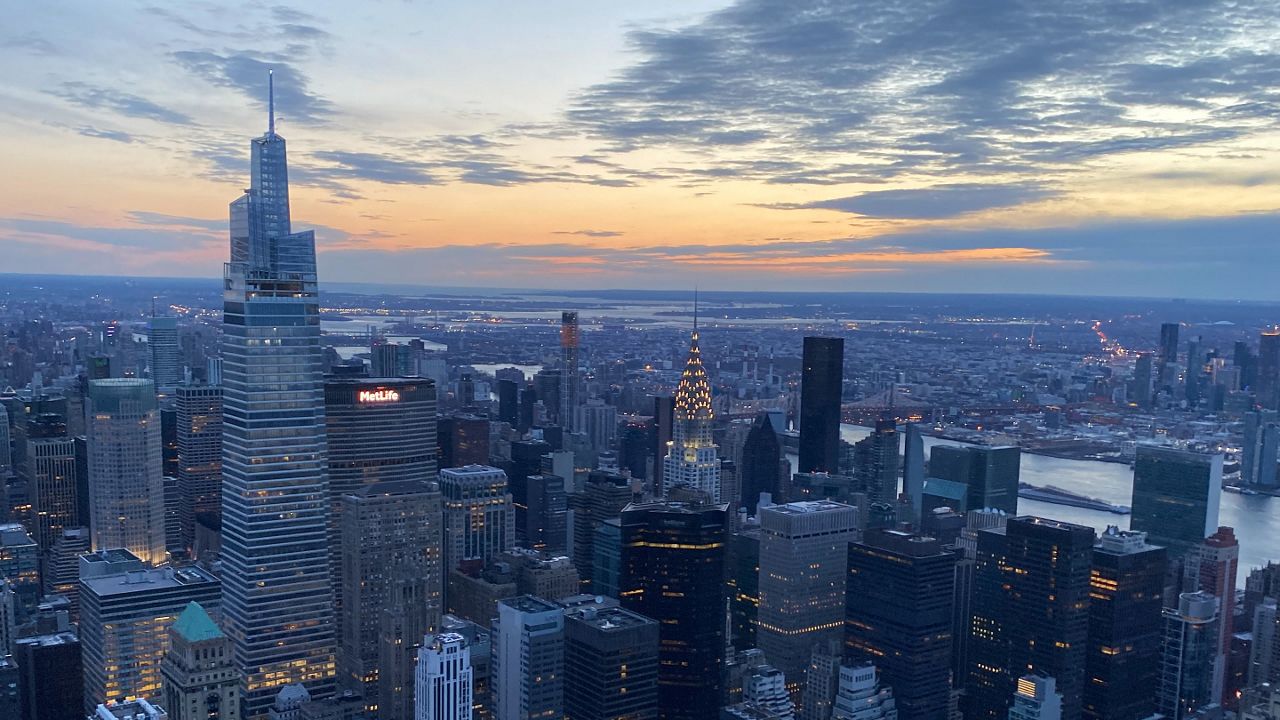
[172,601,224,642]
[82,564,218,598]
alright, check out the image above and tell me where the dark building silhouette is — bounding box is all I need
[726,526,761,653]
[1133,352,1153,409]
[523,474,568,553]
[1084,527,1166,720]
[966,516,1096,720]
[15,630,82,720]
[739,412,782,515]
[618,501,728,720]
[1130,445,1222,559]
[1159,322,1180,389]
[438,414,490,469]
[846,529,957,720]
[518,384,536,433]
[507,439,552,546]
[928,445,1020,515]
[569,470,633,593]
[1259,330,1280,409]
[653,395,674,495]
[852,418,900,504]
[564,602,660,720]
[618,416,655,481]
[799,337,843,474]
[497,378,519,427]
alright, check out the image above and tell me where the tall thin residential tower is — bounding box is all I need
[219,72,336,718]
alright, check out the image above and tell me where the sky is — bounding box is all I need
[4,0,1280,299]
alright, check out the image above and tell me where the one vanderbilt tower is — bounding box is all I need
[220,72,336,718]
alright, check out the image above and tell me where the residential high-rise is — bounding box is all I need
[1159,323,1181,388]
[522,474,568,554]
[416,632,473,720]
[220,74,337,717]
[846,530,956,720]
[740,412,783,515]
[324,375,437,653]
[662,329,721,501]
[830,663,898,720]
[339,481,443,715]
[926,445,1020,515]
[1010,676,1062,720]
[965,517,1095,720]
[175,383,222,555]
[561,312,580,430]
[1259,330,1280,409]
[14,629,83,720]
[1185,526,1239,705]
[1083,527,1166,720]
[440,465,514,574]
[86,378,166,565]
[1133,352,1153,408]
[568,470,632,593]
[575,399,618,456]
[26,433,79,552]
[1241,410,1279,489]
[0,522,40,621]
[79,551,220,711]
[851,419,899,504]
[563,602,660,720]
[149,316,181,390]
[900,424,924,524]
[161,602,239,720]
[757,500,856,695]
[799,337,843,474]
[1159,591,1218,720]
[618,501,727,720]
[491,595,564,720]
[1130,445,1222,558]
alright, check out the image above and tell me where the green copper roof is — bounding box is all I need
[172,601,223,642]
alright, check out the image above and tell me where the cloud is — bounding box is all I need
[173,51,332,124]
[306,151,439,185]
[51,82,192,125]
[553,229,625,238]
[76,126,136,143]
[792,183,1056,219]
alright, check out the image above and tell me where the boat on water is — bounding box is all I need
[1017,482,1131,514]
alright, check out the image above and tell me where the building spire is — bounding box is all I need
[693,288,699,331]
[268,69,275,137]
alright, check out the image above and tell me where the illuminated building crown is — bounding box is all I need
[674,330,714,422]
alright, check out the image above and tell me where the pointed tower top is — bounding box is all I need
[268,69,275,137]
[693,288,699,331]
[172,601,224,642]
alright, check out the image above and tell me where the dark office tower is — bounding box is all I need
[846,529,957,720]
[564,602,660,720]
[148,316,181,390]
[799,337,843,474]
[220,74,336,717]
[339,481,442,715]
[1259,330,1280,409]
[561,311,581,431]
[727,526,762,653]
[618,501,728,720]
[437,414,490,469]
[496,379,518,427]
[852,419,900,504]
[652,395,674,495]
[175,384,221,554]
[323,377,437,628]
[161,407,179,479]
[928,445,1021,515]
[533,368,562,423]
[1159,322,1180,369]
[370,341,401,379]
[524,474,568,553]
[26,433,78,551]
[966,517,1096,720]
[1234,341,1256,390]
[901,424,924,524]
[1083,528,1166,720]
[1185,526,1239,705]
[508,438,552,545]
[1241,410,1280,489]
[1133,353,1153,409]
[1158,591,1218,720]
[1130,445,1222,559]
[14,629,82,720]
[518,384,536,433]
[618,416,654,481]
[740,412,782,515]
[569,470,632,591]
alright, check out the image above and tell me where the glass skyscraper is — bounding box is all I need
[219,73,336,718]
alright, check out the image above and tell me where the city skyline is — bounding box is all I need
[5,1,1280,299]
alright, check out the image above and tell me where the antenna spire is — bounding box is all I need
[268,69,275,136]
[693,288,699,331]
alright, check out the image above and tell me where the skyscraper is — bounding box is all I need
[1259,330,1280,409]
[26,433,79,552]
[757,500,856,695]
[416,632,473,720]
[148,316,181,390]
[1241,410,1279,489]
[618,501,727,720]
[563,602,660,720]
[568,470,632,593]
[175,383,221,555]
[966,517,1095,720]
[740,412,783,515]
[927,444,1020,515]
[662,328,721,501]
[1185,526,1239,705]
[1159,591,1218,720]
[1130,445,1222,558]
[339,481,443,714]
[440,465,515,574]
[161,602,239,720]
[1083,527,1166,720]
[1133,352,1153,409]
[1159,322,1181,389]
[14,628,83,720]
[80,551,220,711]
[0,523,39,621]
[901,423,925,524]
[851,419,899,504]
[799,337,843,474]
[561,311,580,430]
[220,73,336,717]
[496,379,519,427]
[492,596,564,720]
[85,378,166,565]
[846,530,956,720]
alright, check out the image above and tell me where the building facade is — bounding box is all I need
[86,378,166,565]
[798,337,843,474]
[440,465,515,574]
